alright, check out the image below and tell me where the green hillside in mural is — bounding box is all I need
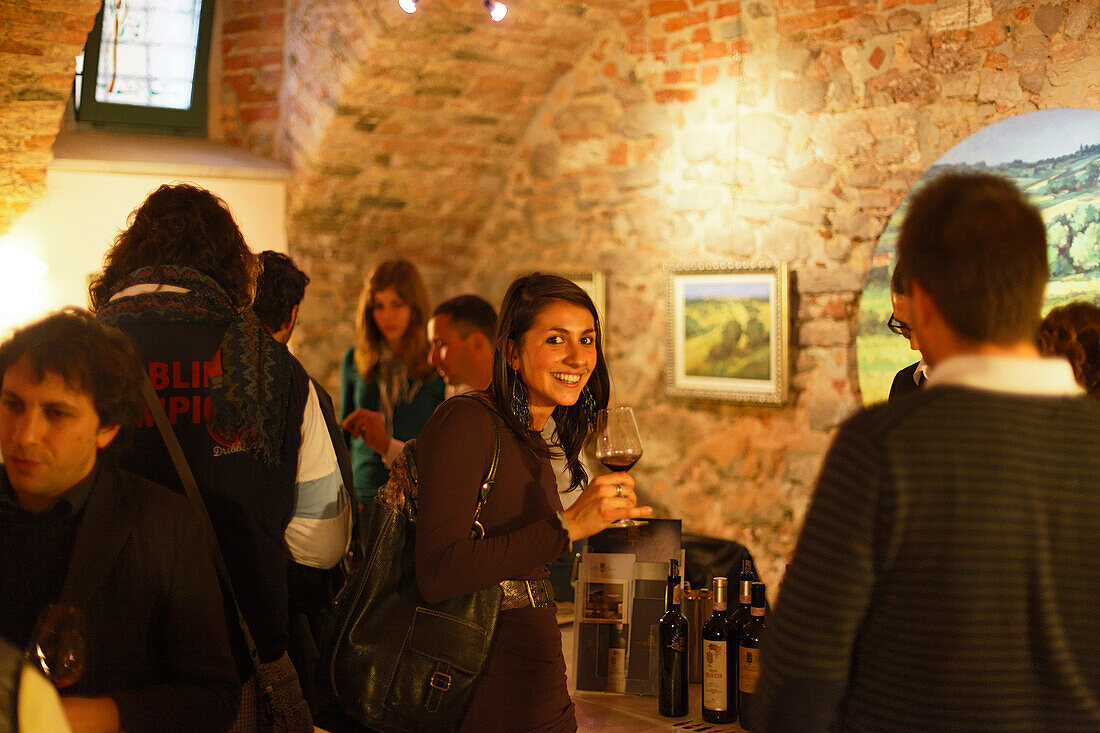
[684,295,771,380]
[868,147,1100,294]
[860,118,1100,406]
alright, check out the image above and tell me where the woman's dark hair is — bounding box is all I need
[489,273,610,491]
[1038,301,1100,399]
[353,258,435,382]
[89,183,256,312]
[0,308,144,455]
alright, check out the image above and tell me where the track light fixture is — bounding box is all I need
[484,0,507,21]
[396,0,505,21]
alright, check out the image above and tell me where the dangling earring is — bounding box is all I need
[510,371,530,427]
[581,385,598,428]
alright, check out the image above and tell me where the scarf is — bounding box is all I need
[375,346,421,435]
[98,265,290,464]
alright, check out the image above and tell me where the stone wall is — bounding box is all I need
[0,0,99,233]
[2,0,1099,594]
[453,0,1100,591]
[216,0,287,157]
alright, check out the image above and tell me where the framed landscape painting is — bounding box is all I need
[664,262,789,404]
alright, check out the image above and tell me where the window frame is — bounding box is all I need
[74,0,215,136]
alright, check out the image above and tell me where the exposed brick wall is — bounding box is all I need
[3,0,1099,594]
[449,0,1100,589]
[0,0,100,234]
[217,0,286,157]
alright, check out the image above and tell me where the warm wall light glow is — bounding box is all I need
[0,241,49,337]
[399,0,418,13]
[484,0,507,21]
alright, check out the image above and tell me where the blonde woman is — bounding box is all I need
[340,259,444,504]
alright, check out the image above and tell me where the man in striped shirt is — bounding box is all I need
[750,172,1100,732]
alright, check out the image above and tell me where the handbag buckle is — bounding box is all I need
[429,671,452,692]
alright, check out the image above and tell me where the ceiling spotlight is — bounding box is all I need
[484,0,507,21]
[399,0,417,13]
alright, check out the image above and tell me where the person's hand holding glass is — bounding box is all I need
[26,603,87,689]
[594,406,647,528]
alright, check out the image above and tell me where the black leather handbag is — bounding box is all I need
[322,425,502,732]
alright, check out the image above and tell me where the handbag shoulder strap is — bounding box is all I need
[140,376,263,672]
[469,421,501,537]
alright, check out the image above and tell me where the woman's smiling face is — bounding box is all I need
[508,300,596,429]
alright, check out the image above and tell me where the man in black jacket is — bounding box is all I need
[886,265,927,402]
[0,309,239,733]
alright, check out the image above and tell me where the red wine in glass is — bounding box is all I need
[595,406,646,528]
[600,452,641,473]
[27,603,87,688]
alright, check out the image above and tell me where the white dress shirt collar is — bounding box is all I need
[926,354,1083,397]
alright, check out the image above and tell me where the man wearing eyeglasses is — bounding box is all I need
[886,266,928,402]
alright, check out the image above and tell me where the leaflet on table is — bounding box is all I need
[574,551,635,692]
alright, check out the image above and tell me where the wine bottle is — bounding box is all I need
[701,576,734,723]
[738,581,767,727]
[658,558,689,717]
[727,559,754,716]
[607,622,627,693]
[729,559,755,635]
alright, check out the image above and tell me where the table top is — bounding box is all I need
[562,620,745,732]
[572,686,745,733]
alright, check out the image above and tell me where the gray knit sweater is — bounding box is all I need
[749,385,1100,732]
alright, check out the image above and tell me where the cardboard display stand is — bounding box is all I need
[573,519,683,696]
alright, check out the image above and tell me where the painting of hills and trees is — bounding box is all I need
[683,283,772,380]
[858,108,1100,405]
[666,264,789,404]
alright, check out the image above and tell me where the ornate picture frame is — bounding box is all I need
[664,262,789,404]
[564,271,607,324]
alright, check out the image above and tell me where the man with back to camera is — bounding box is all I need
[749,172,1100,732]
[90,184,351,731]
[253,250,354,492]
[252,250,358,721]
[886,265,928,401]
[0,309,239,733]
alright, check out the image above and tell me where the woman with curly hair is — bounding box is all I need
[1037,301,1100,399]
[340,259,445,504]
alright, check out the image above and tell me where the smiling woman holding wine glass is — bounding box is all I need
[415,273,651,731]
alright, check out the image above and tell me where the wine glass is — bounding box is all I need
[26,603,87,688]
[595,406,646,528]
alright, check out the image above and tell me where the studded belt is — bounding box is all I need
[499,578,555,610]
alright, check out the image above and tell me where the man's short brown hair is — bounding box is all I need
[0,309,144,441]
[896,171,1048,344]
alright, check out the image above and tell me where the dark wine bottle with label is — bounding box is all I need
[658,557,689,717]
[729,559,755,634]
[607,622,627,693]
[727,558,755,717]
[701,576,735,723]
[738,581,767,727]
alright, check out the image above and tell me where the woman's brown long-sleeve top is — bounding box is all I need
[414,395,576,732]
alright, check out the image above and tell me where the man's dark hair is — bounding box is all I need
[432,294,497,339]
[253,251,310,334]
[896,171,1048,344]
[89,183,257,312]
[0,309,144,449]
[890,261,908,296]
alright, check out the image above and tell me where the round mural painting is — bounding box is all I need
[858,107,1100,405]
